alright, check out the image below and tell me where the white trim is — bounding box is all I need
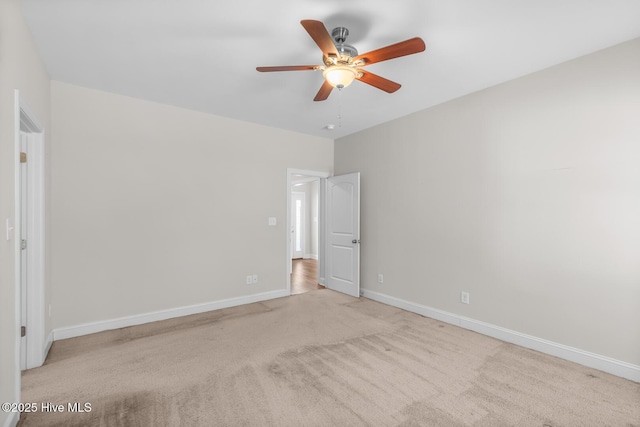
[53,289,288,341]
[304,254,318,260]
[13,91,22,422]
[289,169,331,179]
[2,412,19,427]
[18,93,42,131]
[291,191,306,259]
[362,289,640,383]
[291,176,319,186]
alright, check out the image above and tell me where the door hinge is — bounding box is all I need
[21,239,27,250]
[21,326,26,337]
[20,152,27,163]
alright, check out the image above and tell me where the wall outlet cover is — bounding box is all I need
[461,291,470,304]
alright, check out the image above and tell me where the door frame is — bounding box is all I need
[14,91,47,373]
[290,191,306,259]
[286,169,330,295]
[20,131,28,370]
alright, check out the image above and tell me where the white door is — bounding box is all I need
[326,173,360,297]
[15,94,47,370]
[291,192,305,259]
[20,132,28,370]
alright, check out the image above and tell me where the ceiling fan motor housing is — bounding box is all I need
[331,27,358,59]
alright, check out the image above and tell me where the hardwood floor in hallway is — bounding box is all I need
[291,258,324,295]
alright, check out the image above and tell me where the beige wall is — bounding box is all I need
[51,81,333,328]
[335,38,640,365]
[0,0,51,425]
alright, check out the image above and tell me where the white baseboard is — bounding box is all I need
[2,412,19,427]
[53,289,289,341]
[362,289,640,383]
[304,254,318,260]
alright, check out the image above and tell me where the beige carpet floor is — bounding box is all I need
[19,289,640,426]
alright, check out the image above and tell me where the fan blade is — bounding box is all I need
[354,37,426,66]
[301,20,339,57]
[256,65,317,72]
[313,80,333,101]
[357,71,401,93]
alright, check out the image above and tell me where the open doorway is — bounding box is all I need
[286,169,329,295]
[291,259,323,295]
[290,176,321,294]
[286,169,361,298]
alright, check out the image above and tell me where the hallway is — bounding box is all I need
[291,259,324,295]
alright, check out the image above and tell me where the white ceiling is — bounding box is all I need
[19,0,640,140]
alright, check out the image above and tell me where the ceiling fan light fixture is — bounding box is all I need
[257,20,426,101]
[323,65,358,89]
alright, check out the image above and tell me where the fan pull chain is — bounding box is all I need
[337,88,343,128]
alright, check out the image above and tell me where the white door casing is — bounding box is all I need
[291,191,305,259]
[20,132,28,370]
[326,172,360,298]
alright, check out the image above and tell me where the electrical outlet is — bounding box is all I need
[377,273,384,284]
[246,276,252,285]
[252,274,258,284]
[461,291,470,304]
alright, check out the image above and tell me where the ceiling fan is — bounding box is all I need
[256,20,426,101]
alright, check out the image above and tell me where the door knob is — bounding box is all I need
[352,239,360,244]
